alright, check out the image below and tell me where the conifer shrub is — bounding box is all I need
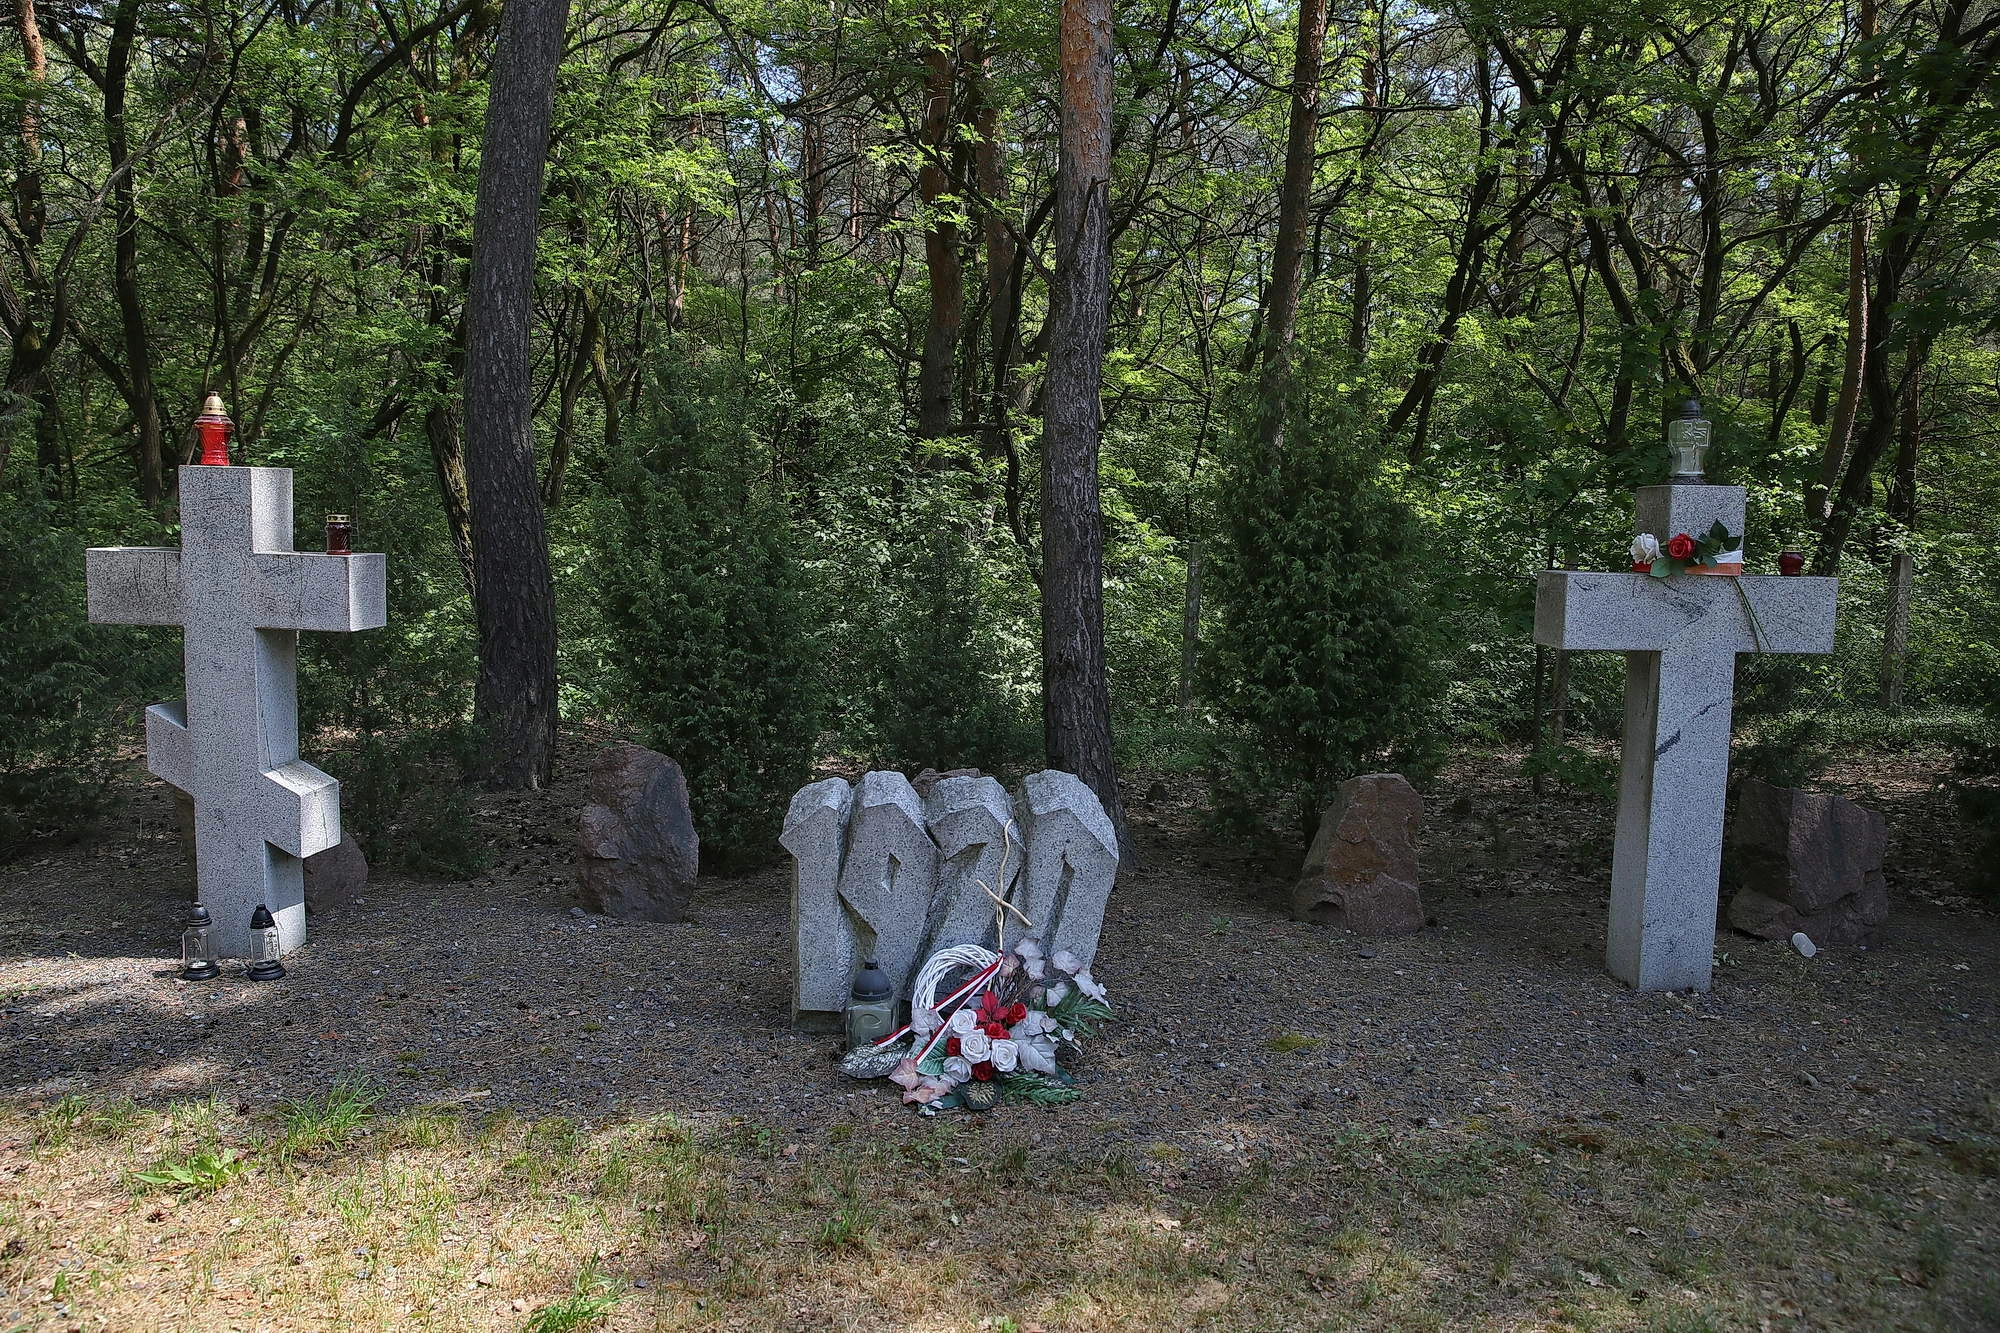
[844,490,1038,775]
[587,369,821,862]
[0,482,174,855]
[1204,396,1442,840]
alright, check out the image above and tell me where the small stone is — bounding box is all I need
[304,833,368,914]
[575,743,699,923]
[1792,932,1817,958]
[1292,774,1426,937]
[1726,781,1888,946]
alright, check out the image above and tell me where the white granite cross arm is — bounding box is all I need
[87,465,385,957]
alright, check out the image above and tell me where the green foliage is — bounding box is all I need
[0,481,173,856]
[131,1147,245,1196]
[1205,394,1444,839]
[844,470,1039,772]
[526,1263,625,1333]
[278,1077,382,1160]
[587,366,822,862]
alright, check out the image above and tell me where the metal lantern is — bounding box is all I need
[179,903,220,981]
[1666,399,1711,481]
[245,904,286,981]
[843,959,896,1051]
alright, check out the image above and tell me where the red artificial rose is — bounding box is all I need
[972,1061,995,1081]
[983,1022,1009,1039]
[946,1036,961,1056]
[1007,1002,1027,1024]
[1666,532,1696,560]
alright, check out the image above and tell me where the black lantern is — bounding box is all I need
[180,903,219,981]
[245,904,286,981]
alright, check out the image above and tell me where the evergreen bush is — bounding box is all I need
[587,368,822,862]
[0,482,173,856]
[1204,396,1442,840]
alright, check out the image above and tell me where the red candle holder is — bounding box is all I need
[325,514,354,556]
[194,394,233,466]
[1778,549,1805,576]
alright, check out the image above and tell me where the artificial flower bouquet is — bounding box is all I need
[839,938,1113,1115]
[1631,521,1743,577]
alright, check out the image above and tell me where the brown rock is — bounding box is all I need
[911,767,981,800]
[1726,780,1889,945]
[1292,774,1426,937]
[576,743,700,922]
[304,834,369,913]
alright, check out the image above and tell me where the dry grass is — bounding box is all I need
[3,1083,1995,1332]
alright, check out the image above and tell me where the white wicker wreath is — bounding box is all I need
[907,943,1000,1037]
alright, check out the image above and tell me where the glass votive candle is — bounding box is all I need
[1778,549,1805,576]
[325,514,354,555]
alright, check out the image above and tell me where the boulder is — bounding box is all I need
[576,743,700,922]
[304,833,369,913]
[1292,774,1426,937]
[1726,780,1888,946]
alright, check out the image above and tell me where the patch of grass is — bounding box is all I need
[130,1146,245,1196]
[1266,1030,1321,1054]
[815,1196,875,1252]
[278,1077,382,1159]
[525,1262,624,1332]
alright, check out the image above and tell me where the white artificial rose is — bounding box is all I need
[989,1039,1019,1073]
[942,1056,973,1083]
[948,1007,979,1036]
[1630,533,1661,565]
[959,1030,992,1062]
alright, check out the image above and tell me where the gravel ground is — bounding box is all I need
[2,747,1996,1175]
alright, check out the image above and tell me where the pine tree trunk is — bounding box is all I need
[467,0,570,789]
[1253,0,1328,449]
[916,31,963,438]
[1042,0,1124,834]
[1177,538,1201,722]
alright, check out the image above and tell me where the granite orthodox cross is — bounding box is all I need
[87,464,386,958]
[1535,482,1837,991]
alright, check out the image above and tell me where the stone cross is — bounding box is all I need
[87,466,386,958]
[1535,483,1837,991]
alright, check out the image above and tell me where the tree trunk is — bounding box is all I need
[103,0,166,507]
[466,0,569,790]
[1810,0,1876,524]
[1177,538,1201,722]
[1810,219,1868,523]
[1251,0,1328,449]
[1042,0,1124,834]
[1878,333,1928,709]
[916,31,964,438]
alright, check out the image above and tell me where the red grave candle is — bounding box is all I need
[1778,550,1806,576]
[325,514,354,556]
[194,394,233,465]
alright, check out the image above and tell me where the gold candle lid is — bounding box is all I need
[326,513,352,523]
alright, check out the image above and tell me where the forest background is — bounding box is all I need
[3,0,1997,876]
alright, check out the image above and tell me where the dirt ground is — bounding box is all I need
[1,746,1996,1331]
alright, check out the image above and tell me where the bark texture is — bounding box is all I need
[1041,0,1123,835]
[467,0,570,789]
